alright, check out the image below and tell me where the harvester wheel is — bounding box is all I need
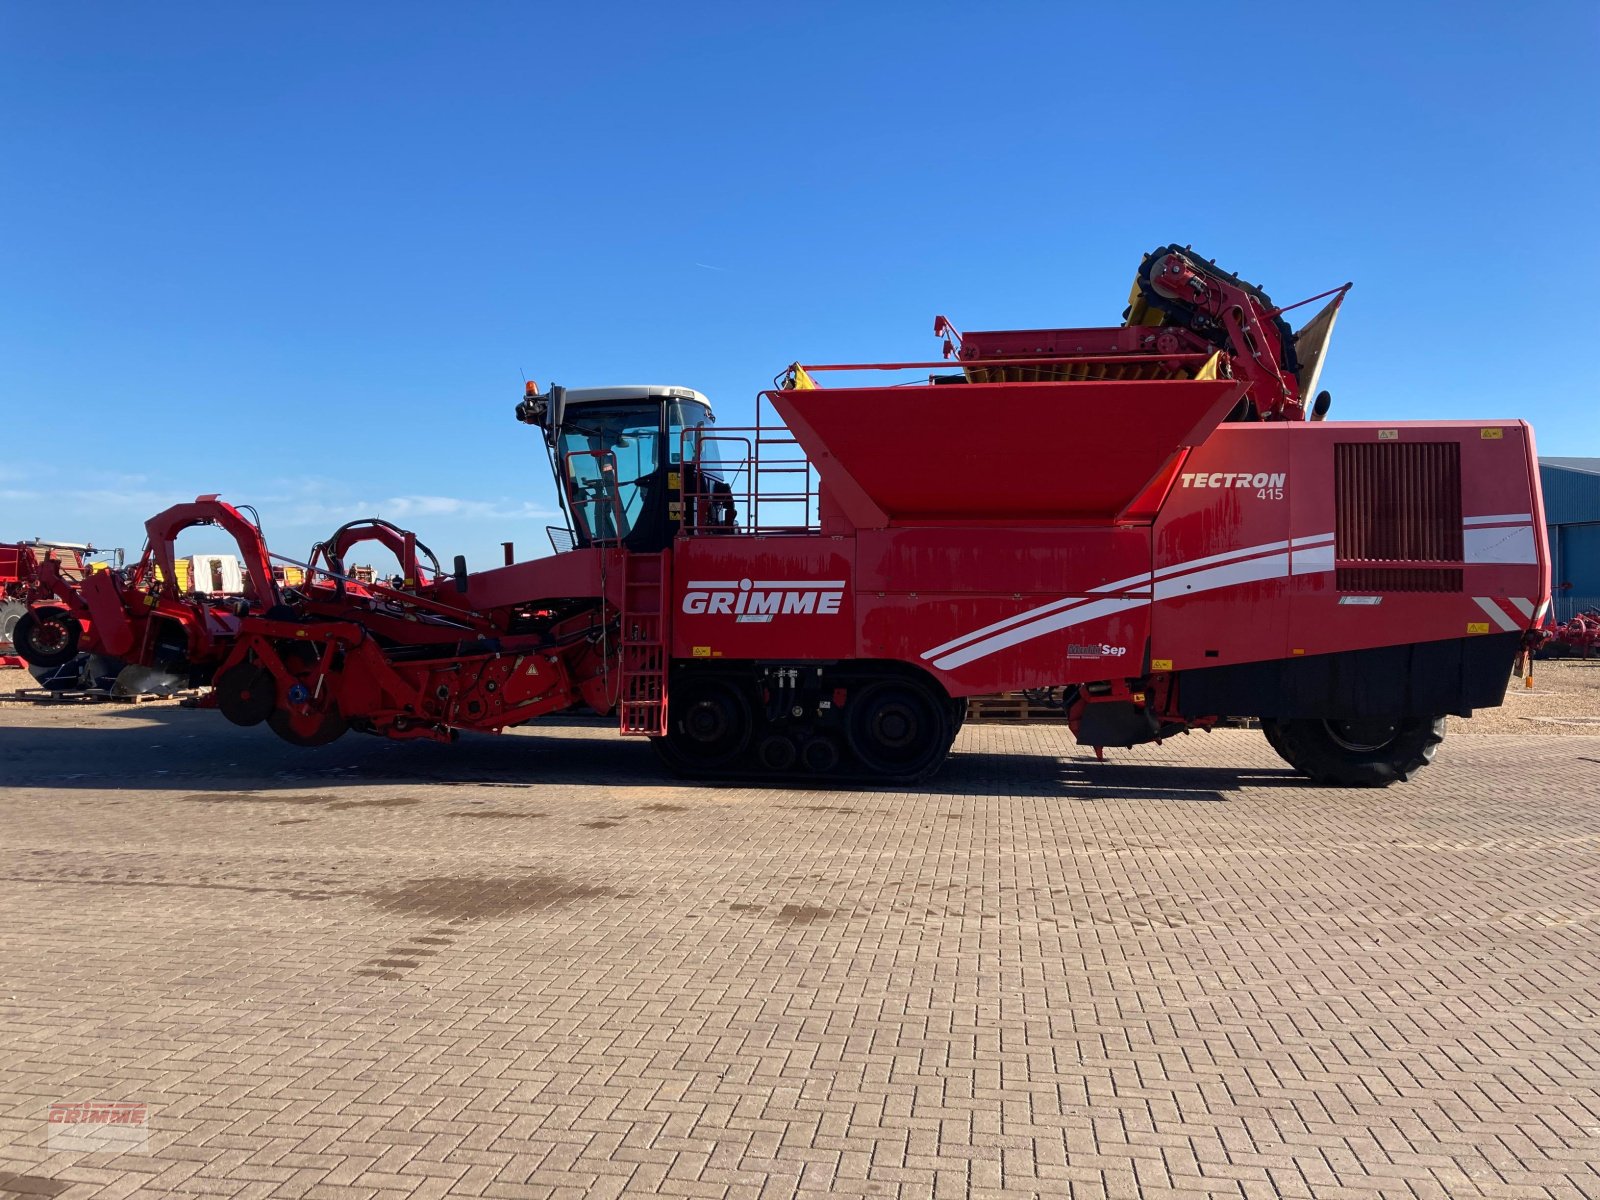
[1260,717,1445,787]
[215,662,276,726]
[10,608,81,668]
[0,599,26,650]
[664,677,752,768]
[265,643,348,746]
[847,679,947,779]
[268,704,348,747]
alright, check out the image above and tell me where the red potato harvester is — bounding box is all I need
[12,246,1549,786]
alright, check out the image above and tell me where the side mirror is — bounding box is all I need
[453,555,469,593]
[548,384,566,432]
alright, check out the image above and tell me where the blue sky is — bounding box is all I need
[3,2,1596,569]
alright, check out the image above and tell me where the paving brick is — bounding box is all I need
[0,711,1596,1198]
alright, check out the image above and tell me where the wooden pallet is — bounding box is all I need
[7,687,176,705]
[964,692,1068,724]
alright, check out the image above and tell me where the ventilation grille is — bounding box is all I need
[1334,442,1463,593]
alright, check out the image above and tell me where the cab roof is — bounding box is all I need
[563,385,713,417]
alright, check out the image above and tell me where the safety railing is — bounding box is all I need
[679,397,820,536]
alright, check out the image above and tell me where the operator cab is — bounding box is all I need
[516,383,732,553]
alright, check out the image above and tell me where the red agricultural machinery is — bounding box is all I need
[1,540,120,670]
[1536,608,1600,658]
[11,246,1550,786]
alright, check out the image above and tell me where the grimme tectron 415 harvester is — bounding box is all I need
[11,247,1549,786]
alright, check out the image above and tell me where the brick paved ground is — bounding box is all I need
[0,706,1597,1199]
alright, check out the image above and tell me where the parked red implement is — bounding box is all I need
[1538,609,1600,658]
[2,540,110,668]
[14,246,1550,786]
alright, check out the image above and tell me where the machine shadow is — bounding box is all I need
[1,706,1301,801]
[928,750,1302,801]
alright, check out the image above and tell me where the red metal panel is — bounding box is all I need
[1149,424,1292,671]
[854,527,1149,594]
[1287,422,1548,657]
[856,527,1152,696]
[450,548,615,612]
[865,592,1152,696]
[669,536,856,661]
[768,378,1246,525]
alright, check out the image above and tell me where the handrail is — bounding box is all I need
[791,352,1217,375]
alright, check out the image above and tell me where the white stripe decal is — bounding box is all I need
[1509,597,1535,619]
[932,598,1146,670]
[920,593,1097,661]
[1463,513,1532,527]
[929,550,1309,670]
[920,538,1305,662]
[1091,570,1155,595]
[1291,541,1336,575]
[1473,596,1520,632]
[1463,526,1537,565]
[1153,554,1288,601]
[1152,538,1291,581]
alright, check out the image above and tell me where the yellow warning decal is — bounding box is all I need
[1151,658,1173,672]
[1377,429,1399,440]
[692,646,712,658]
[1467,622,1490,634]
[1481,428,1503,440]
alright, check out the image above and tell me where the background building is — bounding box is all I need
[1539,458,1600,620]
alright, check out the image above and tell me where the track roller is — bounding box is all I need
[756,733,798,772]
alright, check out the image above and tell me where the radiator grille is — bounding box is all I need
[1334,442,1463,592]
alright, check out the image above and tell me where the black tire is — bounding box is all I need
[664,676,752,769]
[1260,716,1445,787]
[265,643,348,746]
[215,662,276,727]
[846,678,947,780]
[11,608,81,668]
[0,599,26,650]
[267,704,348,747]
